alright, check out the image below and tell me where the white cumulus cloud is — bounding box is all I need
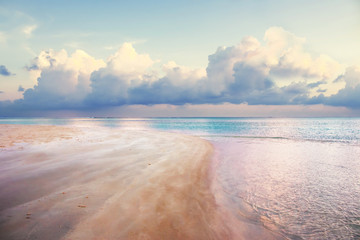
[22,49,105,108]
[2,27,357,114]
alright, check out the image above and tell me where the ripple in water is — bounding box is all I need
[213,137,360,239]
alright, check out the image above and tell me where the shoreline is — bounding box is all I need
[0,124,281,239]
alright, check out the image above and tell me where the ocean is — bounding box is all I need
[1,117,360,239]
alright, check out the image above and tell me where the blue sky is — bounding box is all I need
[0,0,360,117]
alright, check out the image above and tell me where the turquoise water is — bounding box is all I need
[2,117,360,144]
[1,117,360,239]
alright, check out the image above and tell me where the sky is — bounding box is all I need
[0,0,360,117]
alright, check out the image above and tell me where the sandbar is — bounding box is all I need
[0,124,281,239]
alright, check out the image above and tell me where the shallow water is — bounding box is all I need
[214,138,360,239]
[1,117,360,239]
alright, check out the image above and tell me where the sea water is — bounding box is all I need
[1,117,360,239]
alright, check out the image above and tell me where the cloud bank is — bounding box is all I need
[1,27,359,115]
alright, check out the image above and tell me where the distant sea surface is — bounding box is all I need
[1,117,360,239]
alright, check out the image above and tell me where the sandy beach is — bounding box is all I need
[0,124,281,240]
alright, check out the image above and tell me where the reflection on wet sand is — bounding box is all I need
[0,125,281,239]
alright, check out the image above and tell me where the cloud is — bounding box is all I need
[204,27,342,84]
[22,24,37,38]
[0,32,6,44]
[2,27,360,115]
[320,66,360,108]
[18,85,25,92]
[333,74,344,83]
[85,43,155,106]
[18,49,105,109]
[317,89,327,93]
[0,65,14,76]
[307,80,326,88]
[127,61,209,105]
[263,27,342,80]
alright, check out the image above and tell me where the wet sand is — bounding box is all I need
[0,124,281,239]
